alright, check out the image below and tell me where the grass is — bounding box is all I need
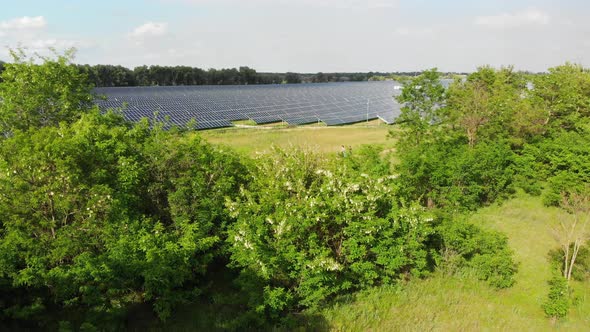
[200,123,395,155]
[315,193,590,331]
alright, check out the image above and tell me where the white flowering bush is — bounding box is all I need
[226,147,436,319]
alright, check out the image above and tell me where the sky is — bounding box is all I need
[0,0,589,72]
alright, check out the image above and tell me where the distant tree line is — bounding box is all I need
[0,58,471,87]
[73,64,399,87]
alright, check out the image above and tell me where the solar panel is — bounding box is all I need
[94,81,403,129]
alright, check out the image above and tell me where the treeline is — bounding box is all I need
[0,57,471,87]
[74,64,397,87]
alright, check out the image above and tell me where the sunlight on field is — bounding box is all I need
[200,124,395,155]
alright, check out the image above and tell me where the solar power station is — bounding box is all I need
[95,81,402,130]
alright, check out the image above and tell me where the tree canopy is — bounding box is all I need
[0,49,94,134]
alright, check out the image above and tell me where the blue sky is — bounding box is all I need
[1,0,589,72]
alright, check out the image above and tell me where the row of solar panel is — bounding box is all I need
[95,82,403,129]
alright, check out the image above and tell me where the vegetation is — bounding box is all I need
[0,51,250,329]
[313,194,590,331]
[391,64,590,322]
[71,64,403,87]
[0,49,93,133]
[1,49,589,330]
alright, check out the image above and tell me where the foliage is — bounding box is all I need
[531,63,590,133]
[435,218,517,288]
[0,48,94,133]
[447,66,545,148]
[395,136,515,211]
[394,68,446,147]
[225,147,437,323]
[0,111,248,327]
[543,274,571,319]
[284,72,302,84]
[523,130,590,206]
[224,146,517,326]
[342,144,392,178]
[391,67,536,212]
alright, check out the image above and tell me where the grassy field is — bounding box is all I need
[315,194,590,331]
[200,121,395,155]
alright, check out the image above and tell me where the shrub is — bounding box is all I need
[543,275,570,319]
[396,137,515,211]
[0,112,248,326]
[226,147,437,322]
[435,218,517,288]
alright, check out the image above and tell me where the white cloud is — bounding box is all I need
[129,22,168,38]
[475,8,550,28]
[0,16,47,30]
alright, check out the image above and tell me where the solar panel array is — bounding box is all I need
[94,81,402,130]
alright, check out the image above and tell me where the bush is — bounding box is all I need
[396,137,515,211]
[522,130,590,206]
[343,144,392,177]
[435,218,517,288]
[0,112,248,326]
[226,147,437,323]
[0,48,94,133]
[543,275,570,319]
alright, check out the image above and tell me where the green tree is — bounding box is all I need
[0,50,250,328]
[0,48,94,133]
[284,72,302,84]
[394,68,446,147]
[532,63,590,133]
[0,112,249,326]
[446,66,544,148]
[0,60,5,79]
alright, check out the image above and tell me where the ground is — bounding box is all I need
[200,120,394,155]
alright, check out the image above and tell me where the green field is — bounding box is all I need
[200,121,395,155]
